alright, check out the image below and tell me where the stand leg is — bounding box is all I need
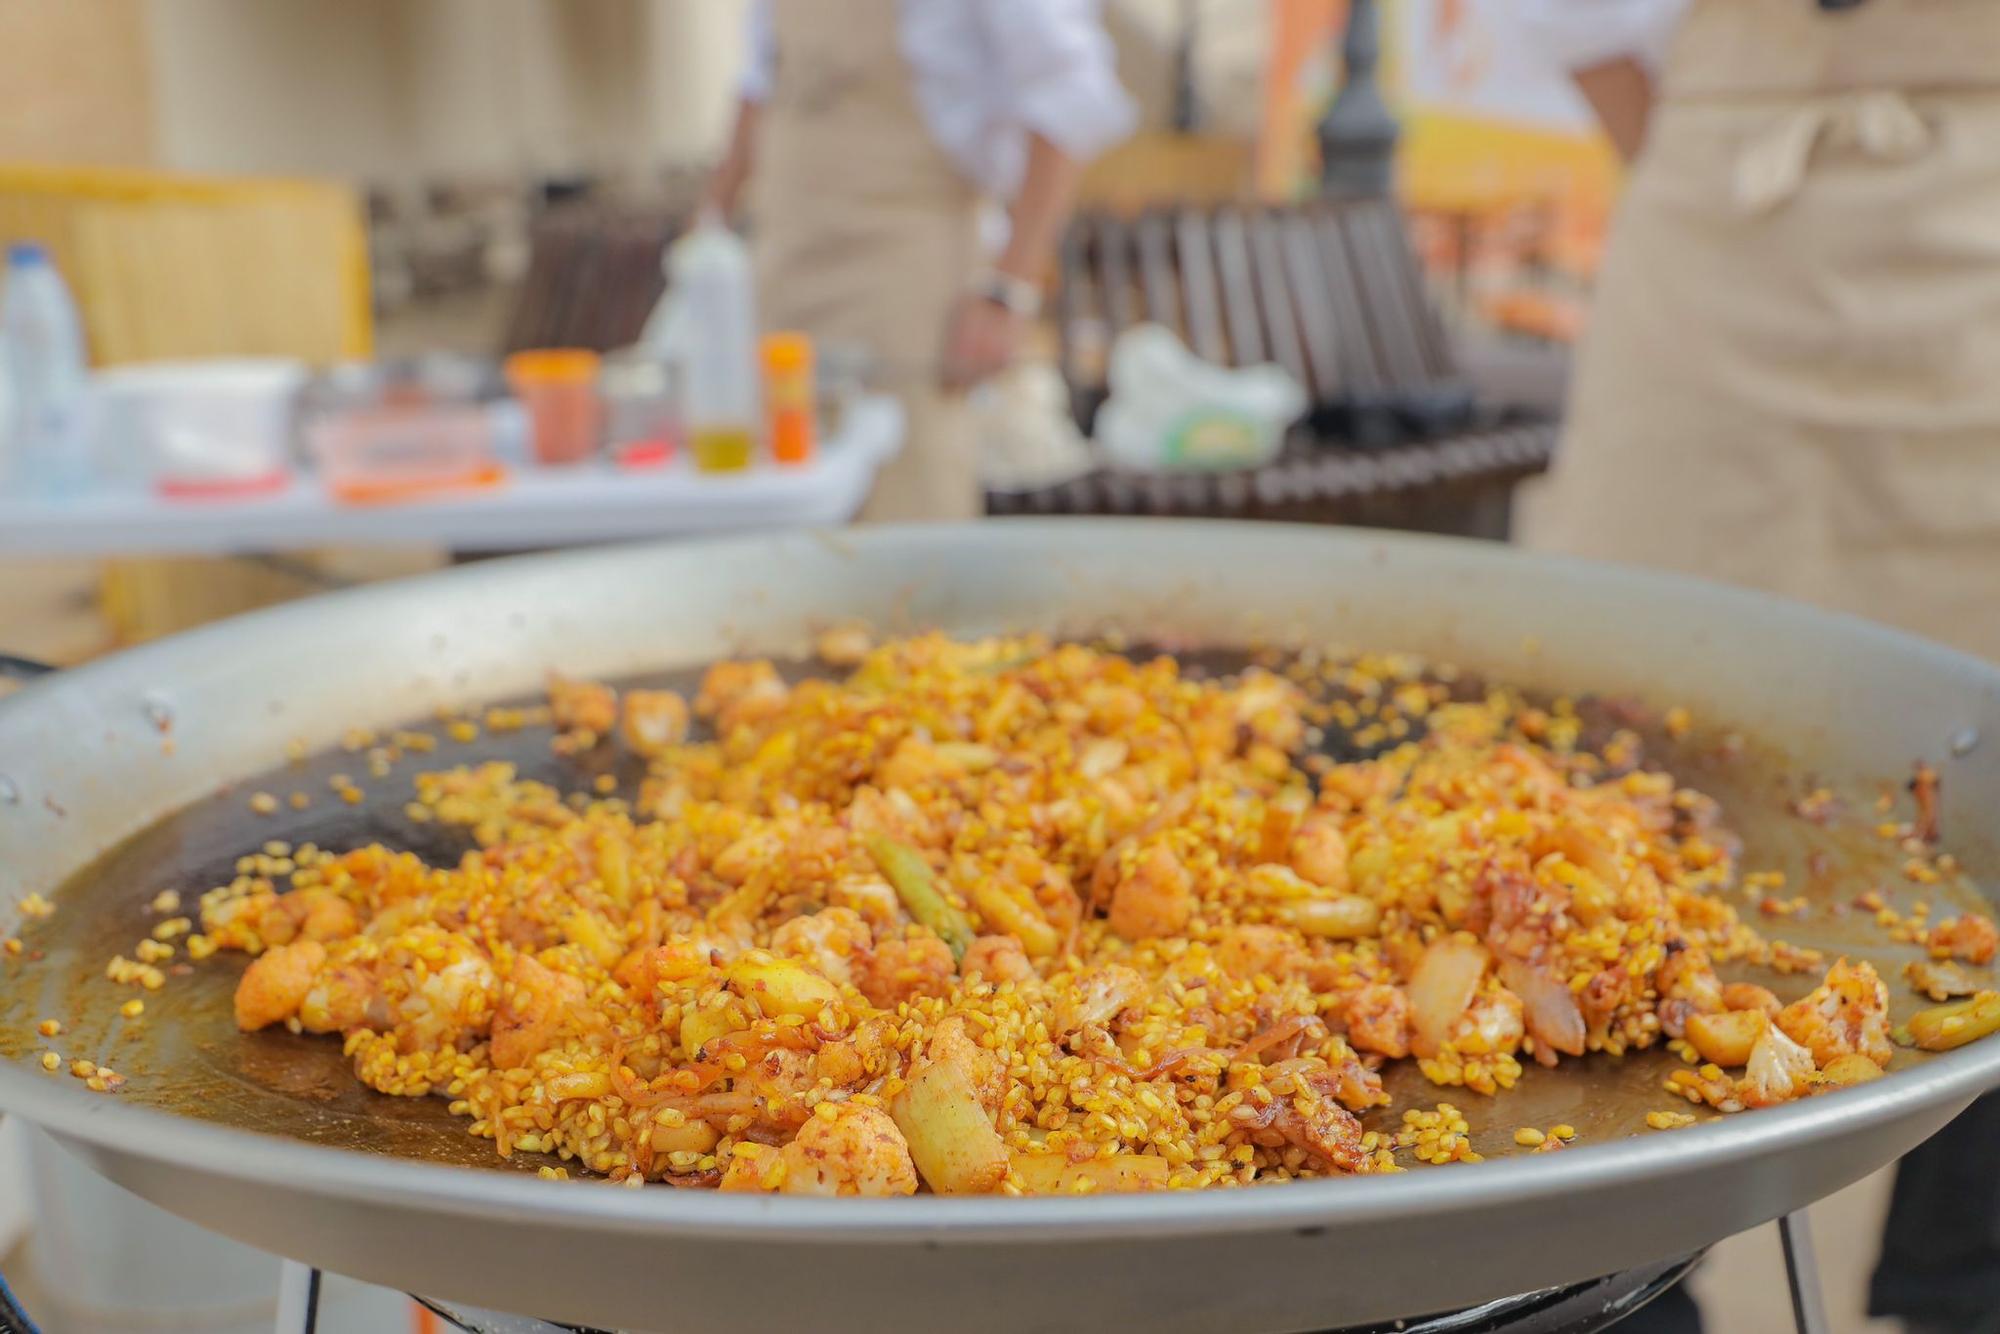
[275,1261,322,1334]
[1778,1210,1831,1334]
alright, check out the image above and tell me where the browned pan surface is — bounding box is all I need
[0,652,1989,1176]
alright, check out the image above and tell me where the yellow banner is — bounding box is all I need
[1258,0,1621,216]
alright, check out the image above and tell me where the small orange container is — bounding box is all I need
[761,331,816,466]
[504,348,604,466]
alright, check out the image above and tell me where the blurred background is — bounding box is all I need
[0,0,1603,663]
[0,2,1933,1332]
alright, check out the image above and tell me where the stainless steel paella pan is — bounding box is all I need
[2,519,1998,1333]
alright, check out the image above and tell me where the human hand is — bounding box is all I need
[940,295,1024,391]
[703,99,760,223]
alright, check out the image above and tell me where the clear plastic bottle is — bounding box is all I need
[0,244,92,497]
[0,329,13,493]
[647,218,761,472]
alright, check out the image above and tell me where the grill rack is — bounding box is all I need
[255,1216,1829,1334]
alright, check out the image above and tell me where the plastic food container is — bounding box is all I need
[93,358,308,499]
[504,348,603,466]
[601,352,679,469]
[301,356,511,504]
[305,403,506,505]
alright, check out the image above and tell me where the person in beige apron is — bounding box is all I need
[706,0,1133,521]
[1523,6,2000,1331]
[1523,0,2000,665]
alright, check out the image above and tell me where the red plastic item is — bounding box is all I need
[155,471,290,502]
[613,440,675,471]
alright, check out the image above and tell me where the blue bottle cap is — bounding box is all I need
[6,242,49,265]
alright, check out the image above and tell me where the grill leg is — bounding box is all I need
[275,1261,322,1334]
[1778,1210,1831,1334]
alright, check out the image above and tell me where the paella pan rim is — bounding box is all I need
[4,516,1998,715]
[4,519,2000,1247]
[4,515,1999,711]
[2,1025,1996,1242]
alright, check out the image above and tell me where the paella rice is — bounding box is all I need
[189,632,1996,1195]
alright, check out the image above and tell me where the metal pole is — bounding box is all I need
[1317,0,1400,197]
[1778,1210,1832,1334]
[1171,0,1200,133]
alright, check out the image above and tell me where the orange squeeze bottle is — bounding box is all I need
[762,331,816,466]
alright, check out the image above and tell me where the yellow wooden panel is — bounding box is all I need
[1079,132,1256,214]
[1398,110,1622,218]
[0,163,371,365]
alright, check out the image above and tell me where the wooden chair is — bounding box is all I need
[501,202,682,355]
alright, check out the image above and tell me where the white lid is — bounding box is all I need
[97,358,310,400]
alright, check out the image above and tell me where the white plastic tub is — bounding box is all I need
[94,358,308,498]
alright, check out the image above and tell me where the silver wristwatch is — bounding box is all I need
[970,269,1044,319]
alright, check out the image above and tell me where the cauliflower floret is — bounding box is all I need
[1739,1023,1816,1109]
[1450,982,1525,1057]
[771,907,874,989]
[1927,914,1999,966]
[1776,957,1893,1068]
[1053,964,1148,1040]
[722,1104,919,1197]
[828,873,902,928]
[300,960,385,1034]
[1229,668,1306,752]
[373,927,498,1052]
[620,688,690,757]
[925,1015,1005,1112]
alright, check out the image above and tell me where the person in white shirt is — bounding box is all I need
[707,0,1135,520]
[1519,0,1687,158]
